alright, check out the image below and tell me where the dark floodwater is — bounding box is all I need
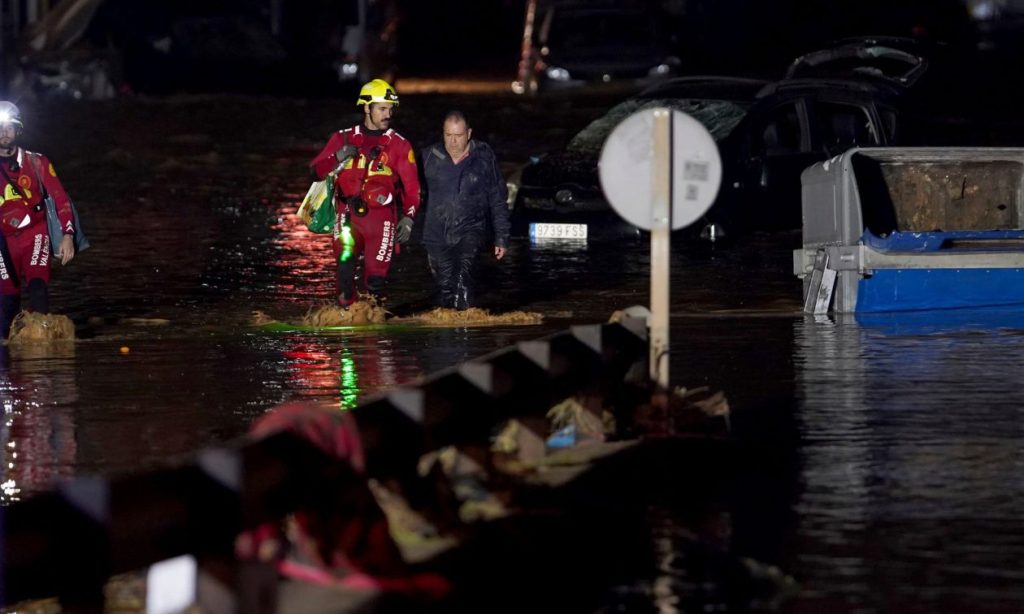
[2,94,1023,612]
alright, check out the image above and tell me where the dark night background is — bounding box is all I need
[391,0,1000,79]
[3,0,1020,98]
[372,0,1010,82]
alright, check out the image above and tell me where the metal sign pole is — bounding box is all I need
[598,107,720,390]
[650,109,671,388]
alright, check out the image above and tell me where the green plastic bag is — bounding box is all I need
[298,176,337,234]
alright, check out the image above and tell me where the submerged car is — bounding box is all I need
[514,1,680,94]
[509,75,903,240]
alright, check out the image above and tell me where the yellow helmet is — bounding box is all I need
[356,79,399,106]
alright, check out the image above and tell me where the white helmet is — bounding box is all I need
[0,101,23,129]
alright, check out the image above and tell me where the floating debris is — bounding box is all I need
[399,307,542,326]
[250,310,276,326]
[253,303,542,330]
[1,597,61,613]
[8,312,75,344]
[120,317,171,326]
[302,299,388,326]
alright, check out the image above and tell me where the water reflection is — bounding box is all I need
[0,344,78,504]
[269,199,336,307]
[855,304,1024,336]
[281,333,411,410]
[793,313,1024,611]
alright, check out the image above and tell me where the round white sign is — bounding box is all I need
[598,108,722,231]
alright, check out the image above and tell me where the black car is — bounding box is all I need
[785,36,931,88]
[784,35,1017,133]
[508,74,903,240]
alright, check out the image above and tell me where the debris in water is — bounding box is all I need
[250,310,276,326]
[7,312,75,344]
[253,303,542,329]
[121,317,171,326]
[399,307,542,326]
[303,299,389,326]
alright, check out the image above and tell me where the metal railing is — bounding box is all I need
[0,318,648,611]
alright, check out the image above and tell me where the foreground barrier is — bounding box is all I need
[0,318,648,612]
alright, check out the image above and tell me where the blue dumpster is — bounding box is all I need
[794,147,1024,313]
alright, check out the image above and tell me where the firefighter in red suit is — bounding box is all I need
[310,79,420,307]
[0,101,76,338]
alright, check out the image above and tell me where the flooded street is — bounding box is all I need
[2,92,1023,612]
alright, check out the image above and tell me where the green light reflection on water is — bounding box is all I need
[339,351,359,410]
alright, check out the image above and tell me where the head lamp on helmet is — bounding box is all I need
[357,79,399,107]
[0,101,24,129]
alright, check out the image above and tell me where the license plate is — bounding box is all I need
[529,223,588,240]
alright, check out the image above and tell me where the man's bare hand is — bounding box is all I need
[57,235,75,265]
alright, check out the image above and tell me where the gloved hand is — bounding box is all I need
[395,216,414,244]
[335,144,358,164]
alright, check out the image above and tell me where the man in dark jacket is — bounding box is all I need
[420,111,510,310]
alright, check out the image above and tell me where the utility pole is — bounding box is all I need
[512,0,538,95]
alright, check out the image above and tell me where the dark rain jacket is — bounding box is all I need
[420,140,510,247]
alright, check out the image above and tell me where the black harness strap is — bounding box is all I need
[0,158,27,200]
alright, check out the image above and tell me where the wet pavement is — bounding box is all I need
[1,91,1023,612]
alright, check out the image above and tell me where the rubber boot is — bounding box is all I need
[453,281,471,311]
[366,275,387,304]
[27,279,49,313]
[452,242,478,311]
[0,294,20,340]
[337,259,356,307]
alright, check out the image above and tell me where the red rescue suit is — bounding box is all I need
[0,148,75,294]
[311,126,420,306]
